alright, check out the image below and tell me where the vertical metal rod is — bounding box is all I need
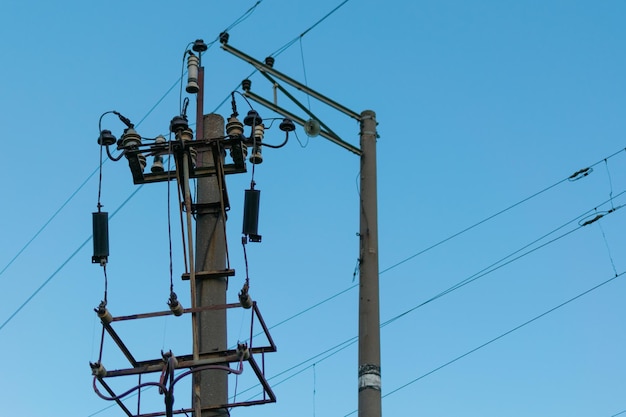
[192,57,205,417]
[358,110,381,417]
[196,66,205,166]
[181,154,202,417]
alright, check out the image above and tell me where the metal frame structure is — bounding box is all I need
[221,35,381,417]
[93,301,276,417]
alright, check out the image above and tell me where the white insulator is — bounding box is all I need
[186,54,199,94]
[249,144,262,164]
[97,306,112,325]
[253,124,264,142]
[178,127,193,142]
[189,147,198,167]
[151,154,164,173]
[239,291,253,309]
[304,119,321,137]
[121,127,142,147]
[237,343,250,360]
[137,153,147,172]
[169,299,184,316]
[90,362,107,378]
[226,116,244,137]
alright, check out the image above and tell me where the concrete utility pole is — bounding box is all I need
[358,110,381,417]
[220,38,382,417]
[192,113,229,417]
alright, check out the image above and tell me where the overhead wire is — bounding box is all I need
[0,186,144,332]
[0,0,271,333]
[380,147,625,275]
[21,0,620,412]
[208,0,354,115]
[381,192,625,329]
[243,268,626,407]
[237,149,626,341]
[269,0,352,57]
[235,194,625,402]
[0,0,266,284]
[342,270,626,416]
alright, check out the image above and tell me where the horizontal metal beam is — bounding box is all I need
[244,90,362,156]
[221,41,361,121]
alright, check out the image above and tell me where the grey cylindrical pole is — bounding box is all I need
[194,113,228,416]
[358,110,381,417]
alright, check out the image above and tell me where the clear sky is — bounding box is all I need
[1,1,625,416]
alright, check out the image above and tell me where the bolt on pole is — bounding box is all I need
[358,110,381,417]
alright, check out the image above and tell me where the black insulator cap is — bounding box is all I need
[170,115,189,133]
[243,110,262,126]
[219,31,229,44]
[264,56,275,67]
[279,118,296,132]
[241,79,252,91]
[98,129,117,146]
[192,39,208,52]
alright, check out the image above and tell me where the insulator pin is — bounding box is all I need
[170,115,189,133]
[249,144,262,164]
[192,39,208,53]
[95,301,112,325]
[151,135,166,173]
[121,127,141,148]
[98,130,117,146]
[239,283,253,309]
[90,361,107,378]
[226,116,244,138]
[249,124,264,164]
[168,292,184,316]
[92,212,109,265]
[279,118,296,132]
[243,110,262,127]
[237,343,250,360]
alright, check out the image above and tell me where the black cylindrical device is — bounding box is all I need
[242,189,261,242]
[92,211,109,264]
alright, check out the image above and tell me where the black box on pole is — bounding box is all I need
[242,189,261,242]
[92,211,109,264]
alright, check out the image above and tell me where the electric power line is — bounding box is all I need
[341,270,626,416]
[234,198,625,403]
[241,151,626,337]
[270,0,352,56]
[0,186,144,332]
[0,0,274,333]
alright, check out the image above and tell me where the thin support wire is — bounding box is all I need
[605,158,615,210]
[596,216,618,276]
[313,364,317,417]
[299,37,312,111]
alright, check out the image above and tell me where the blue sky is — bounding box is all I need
[1,1,626,416]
